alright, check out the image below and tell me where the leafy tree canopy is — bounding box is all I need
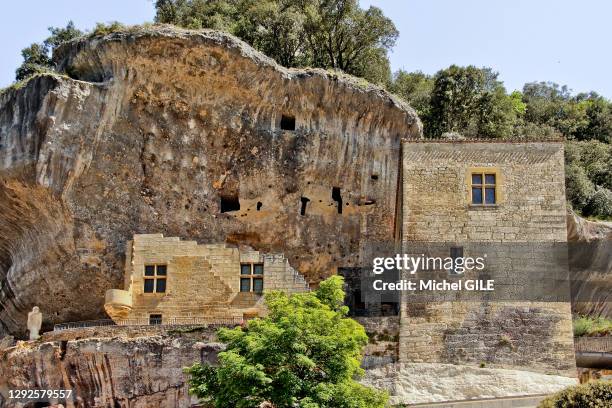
[425,65,519,138]
[154,0,398,86]
[185,276,387,408]
[15,21,83,81]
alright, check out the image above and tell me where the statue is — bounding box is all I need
[27,306,42,340]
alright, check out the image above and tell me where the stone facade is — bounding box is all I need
[399,140,575,375]
[104,234,309,324]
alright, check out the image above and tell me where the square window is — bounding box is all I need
[485,187,496,204]
[240,278,251,292]
[280,114,296,131]
[471,187,483,204]
[253,278,264,293]
[241,264,251,275]
[149,314,162,325]
[470,170,499,206]
[156,278,166,293]
[253,264,264,275]
[144,279,155,293]
[156,265,167,276]
[144,265,155,276]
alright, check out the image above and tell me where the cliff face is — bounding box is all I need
[566,211,612,318]
[0,328,222,407]
[0,26,421,336]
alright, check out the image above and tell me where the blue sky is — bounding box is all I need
[1,0,610,97]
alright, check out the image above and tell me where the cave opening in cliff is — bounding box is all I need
[220,194,240,213]
[300,196,310,215]
[280,114,296,131]
[256,201,263,211]
[332,187,343,214]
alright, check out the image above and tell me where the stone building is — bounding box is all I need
[398,139,575,375]
[104,234,309,324]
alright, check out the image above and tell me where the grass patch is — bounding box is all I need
[573,315,612,337]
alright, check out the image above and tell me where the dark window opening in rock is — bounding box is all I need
[371,174,379,180]
[280,114,296,130]
[332,187,342,214]
[220,195,240,213]
[300,196,310,216]
[381,302,400,316]
[256,201,263,211]
[59,340,68,360]
[149,314,162,325]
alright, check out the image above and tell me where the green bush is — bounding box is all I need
[573,315,612,337]
[584,188,612,219]
[538,381,612,408]
[90,21,126,37]
[565,163,596,212]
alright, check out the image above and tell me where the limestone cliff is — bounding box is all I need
[567,211,612,318]
[0,327,222,407]
[0,26,421,336]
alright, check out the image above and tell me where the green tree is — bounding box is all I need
[426,65,518,138]
[389,70,433,118]
[15,21,83,81]
[154,0,398,85]
[185,276,387,408]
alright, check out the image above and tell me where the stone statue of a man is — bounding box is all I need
[27,306,42,340]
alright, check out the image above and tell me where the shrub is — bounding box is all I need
[573,315,612,337]
[538,381,612,408]
[91,21,126,37]
[584,188,612,219]
[565,163,596,212]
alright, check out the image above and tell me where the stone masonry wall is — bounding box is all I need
[111,234,308,322]
[400,141,576,376]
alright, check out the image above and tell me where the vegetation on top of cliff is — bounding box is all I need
[185,276,387,408]
[154,0,398,87]
[15,21,83,81]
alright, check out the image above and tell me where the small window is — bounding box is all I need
[149,314,162,325]
[220,195,240,213]
[471,171,497,205]
[300,196,310,216]
[144,264,167,294]
[253,264,264,275]
[240,263,264,293]
[280,114,296,131]
[253,278,264,293]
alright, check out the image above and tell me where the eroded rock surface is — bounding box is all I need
[0,26,421,336]
[362,363,577,405]
[0,329,222,407]
[567,211,612,317]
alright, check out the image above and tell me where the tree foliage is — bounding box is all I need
[154,0,397,85]
[185,276,387,408]
[565,140,612,218]
[15,21,83,81]
[424,65,519,138]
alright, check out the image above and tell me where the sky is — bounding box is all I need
[1,0,610,97]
